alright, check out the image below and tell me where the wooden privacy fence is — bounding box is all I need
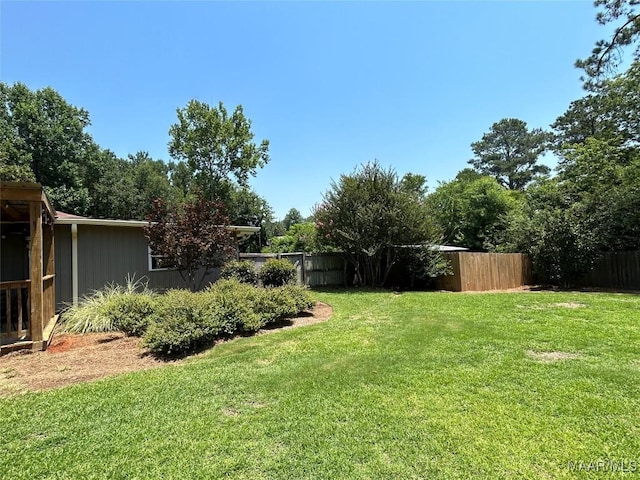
[239,252,346,287]
[579,251,640,290]
[436,252,533,292]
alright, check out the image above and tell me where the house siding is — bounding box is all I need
[54,224,220,307]
[54,224,72,309]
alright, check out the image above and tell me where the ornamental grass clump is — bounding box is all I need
[62,276,157,334]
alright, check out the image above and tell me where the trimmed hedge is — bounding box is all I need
[259,258,297,287]
[219,260,259,285]
[142,290,217,355]
[109,293,157,337]
[142,280,315,355]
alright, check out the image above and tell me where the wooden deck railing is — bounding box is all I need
[43,274,55,328]
[0,280,31,342]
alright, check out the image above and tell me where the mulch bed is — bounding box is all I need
[0,302,332,396]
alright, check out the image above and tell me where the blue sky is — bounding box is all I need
[1,1,604,219]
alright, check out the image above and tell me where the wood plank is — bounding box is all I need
[4,286,10,334]
[0,186,44,203]
[16,286,22,333]
[29,201,43,342]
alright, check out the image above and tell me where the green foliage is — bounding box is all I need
[403,245,453,287]
[0,82,98,213]
[259,258,297,287]
[142,290,217,356]
[0,161,35,182]
[314,161,445,287]
[282,208,304,231]
[168,100,269,199]
[268,284,314,314]
[205,279,264,333]
[553,61,640,154]
[219,260,259,285]
[428,173,521,251]
[142,279,315,354]
[62,277,156,334]
[576,0,640,85]
[109,294,157,337]
[469,118,551,190]
[263,222,327,253]
[503,179,601,286]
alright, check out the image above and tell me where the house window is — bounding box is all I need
[147,246,176,271]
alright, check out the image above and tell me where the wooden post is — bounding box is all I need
[44,221,55,276]
[44,221,55,321]
[29,201,43,343]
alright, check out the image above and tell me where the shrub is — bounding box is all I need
[62,276,156,334]
[261,285,315,321]
[219,260,258,285]
[206,279,265,333]
[142,290,216,355]
[259,259,297,287]
[142,279,316,355]
[277,284,315,312]
[108,294,157,337]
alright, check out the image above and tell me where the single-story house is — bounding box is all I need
[0,181,259,352]
[53,212,259,308]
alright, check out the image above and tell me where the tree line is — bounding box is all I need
[3,0,639,286]
[0,85,279,251]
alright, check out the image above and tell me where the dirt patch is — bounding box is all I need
[0,302,332,396]
[526,350,582,363]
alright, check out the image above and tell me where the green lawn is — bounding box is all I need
[1,290,639,479]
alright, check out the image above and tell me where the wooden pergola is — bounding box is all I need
[0,182,57,354]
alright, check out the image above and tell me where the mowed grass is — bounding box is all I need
[1,290,639,479]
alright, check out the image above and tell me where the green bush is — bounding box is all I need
[261,285,315,321]
[142,280,316,356]
[219,260,259,285]
[206,279,265,333]
[277,284,315,312]
[142,290,216,355]
[62,276,156,334]
[259,259,297,287]
[108,293,157,337]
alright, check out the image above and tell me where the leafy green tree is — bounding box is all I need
[314,161,445,287]
[0,82,100,213]
[469,118,550,190]
[503,179,601,287]
[144,196,236,291]
[226,187,274,252]
[263,222,326,253]
[282,208,304,231]
[168,100,269,201]
[558,137,640,252]
[87,151,181,220]
[399,173,428,196]
[428,173,521,251]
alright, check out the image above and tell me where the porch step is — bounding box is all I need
[0,340,33,355]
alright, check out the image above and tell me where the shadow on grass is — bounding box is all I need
[531,284,640,295]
